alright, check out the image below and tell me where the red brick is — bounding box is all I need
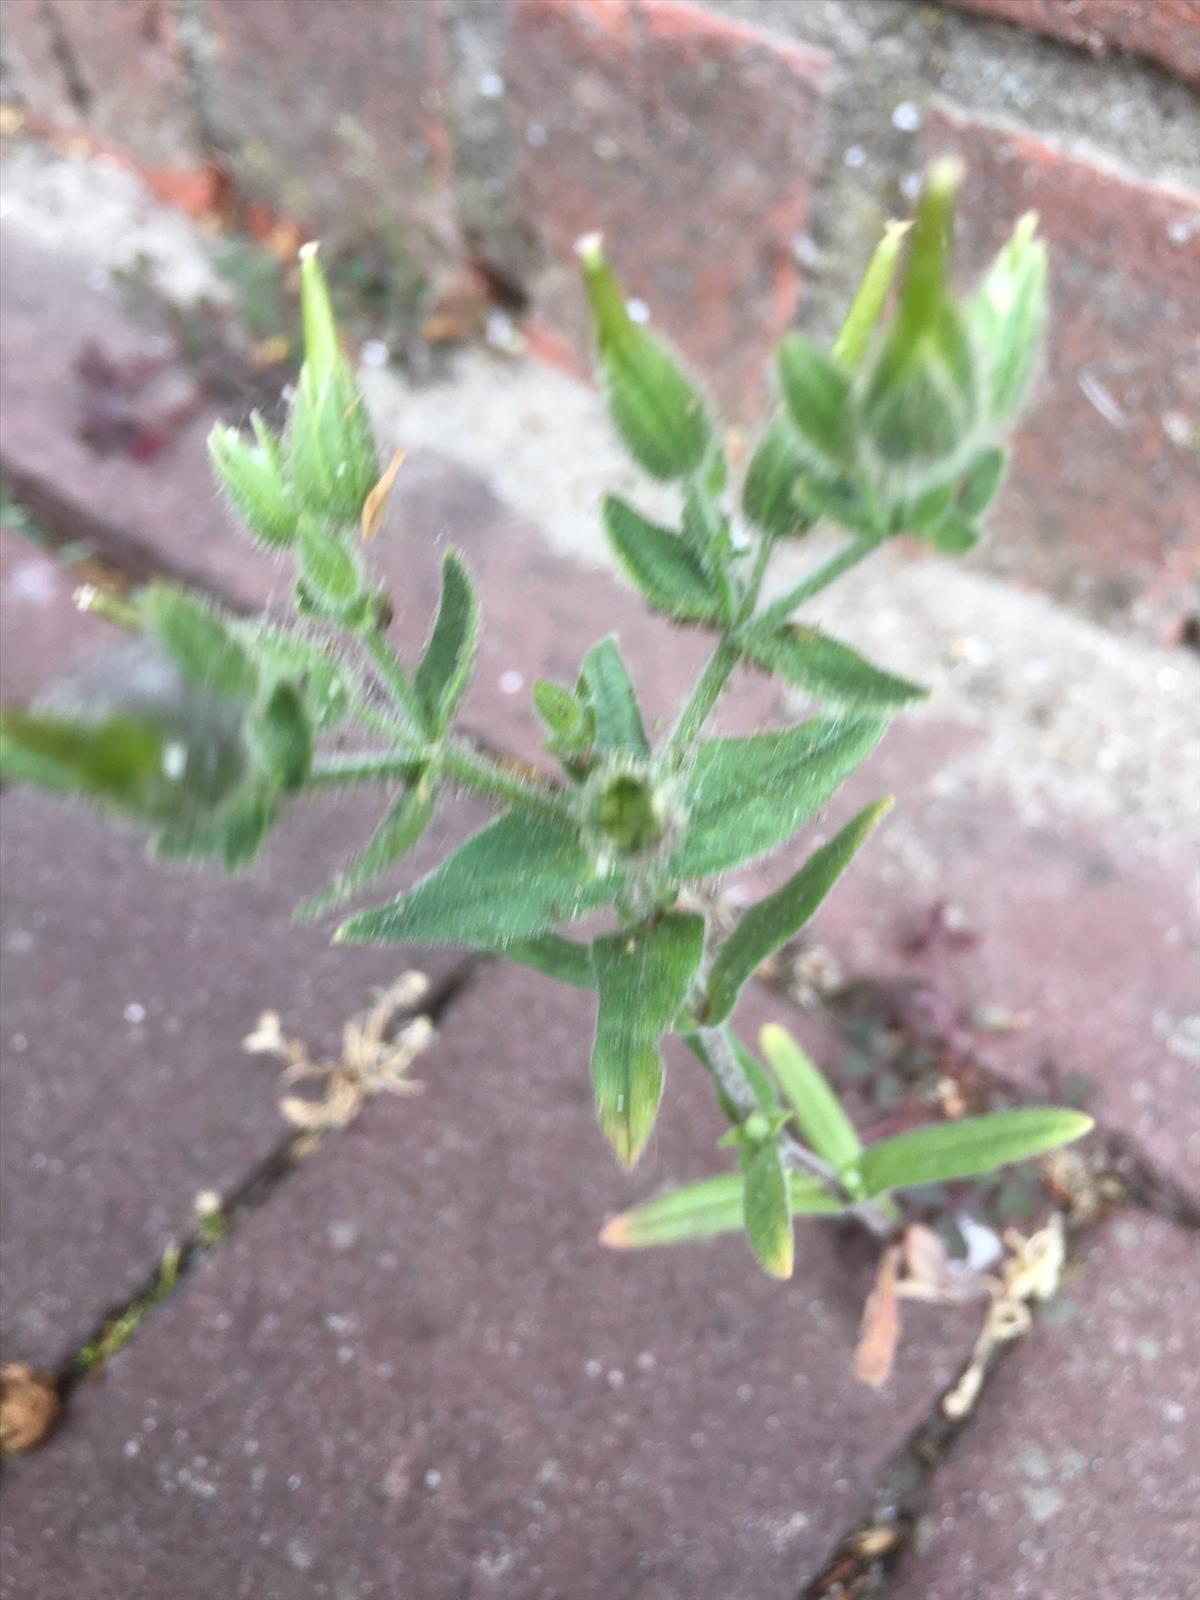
[505,0,830,421]
[926,101,1200,634]
[0,0,199,166]
[205,0,452,239]
[890,1214,1200,1600]
[947,0,1200,87]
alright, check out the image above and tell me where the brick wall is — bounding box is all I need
[1,0,1197,637]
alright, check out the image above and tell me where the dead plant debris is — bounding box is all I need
[0,1363,61,1455]
[243,971,434,1133]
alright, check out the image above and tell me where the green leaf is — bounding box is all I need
[237,626,353,729]
[777,334,853,473]
[601,494,722,623]
[859,1108,1093,1198]
[337,810,620,948]
[140,583,258,703]
[156,783,281,871]
[501,933,596,989]
[672,714,889,879]
[831,219,911,370]
[1,708,168,814]
[743,1138,794,1278]
[590,912,705,1166]
[600,1170,845,1249]
[704,798,893,1023]
[215,786,281,871]
[742,414,815,540]
[959,447,1007,519]
[533,679,588,741]
[414,551,478,736]
[929,517,981,556]
[250,680,313,793]
[742,622,926,712]
[297,774,435,920]
[760,1023,863,1173]
[296,516,366,620]
[578,235,710,481]
[581,636,649,755]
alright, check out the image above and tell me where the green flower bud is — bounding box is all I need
[971,211,1047,425]
[857,163,982,497]
[208,413,299,548]
[583,756,684,866]
[742,413,816,539]
[287,243,379,522]
[577,233,710,481]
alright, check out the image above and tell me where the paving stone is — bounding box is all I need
[0,961,978,1600]
[889,1212,1200,1600]
[926,100,1200,637]
[505,0,830,419]
[205,0,451,233]
[0,778,488,1373]
[946,0,1200,87]
[0,0,199,167]
[0,526,114,704]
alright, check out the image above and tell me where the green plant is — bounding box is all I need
[1,163,1087,1287]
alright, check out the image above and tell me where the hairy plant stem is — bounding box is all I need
[665,532,779,761]
[361,626,429,733]
[666,635,741,761]
[308,751,427,788]
[698,1024,898,1240]
[755,536,880,631]
[440,740,573,822]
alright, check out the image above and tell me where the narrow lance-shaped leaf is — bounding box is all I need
[414,551,479,736]
[743,1138,794,1279]
[600,1169,846,1250]
[297,774,436,921]
[858,1108,1093,1198]
[601,494,723,623]
[581,636,649,755]
[704,798,893,1024]
[590,913,705,1167]
[337,810,621,948]
[672,714,889,879]
[741,621,927,713]
[760,1023,863,1175]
